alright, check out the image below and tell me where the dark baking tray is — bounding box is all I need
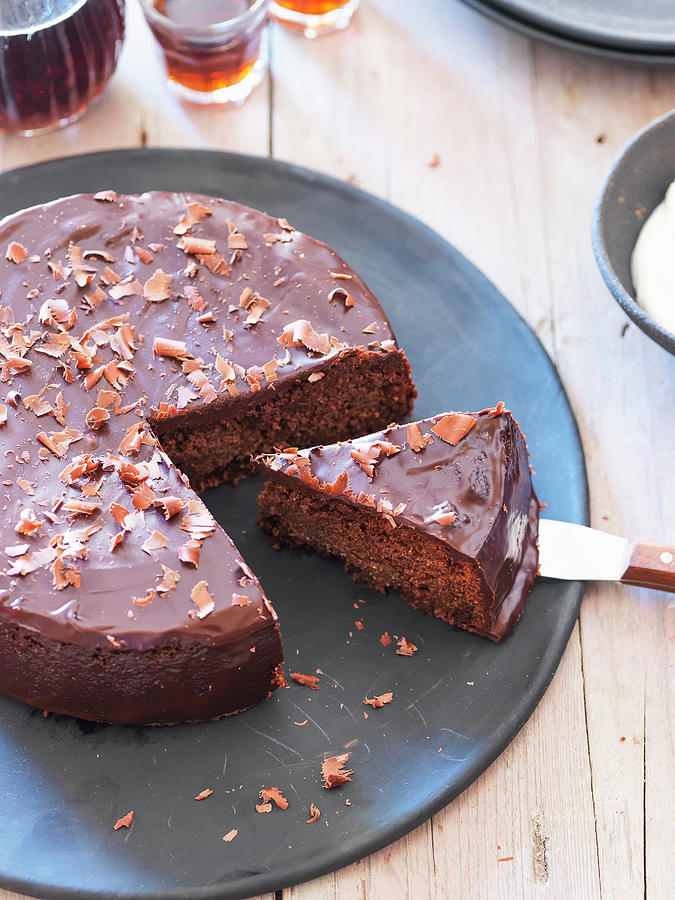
[0,149,587,900]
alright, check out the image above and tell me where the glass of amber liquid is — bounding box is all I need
[270,0,359,38]
[140,0,269,106]
[0,0,125,136]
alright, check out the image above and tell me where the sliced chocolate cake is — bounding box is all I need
[256,406,539,641]
[0,190,416,724]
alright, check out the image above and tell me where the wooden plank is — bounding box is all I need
[529,40,675,900]
[271,1,554,348]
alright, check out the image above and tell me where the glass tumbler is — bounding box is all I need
[0,0,125,136]
[270,0,359,38]
[140,0,269,106]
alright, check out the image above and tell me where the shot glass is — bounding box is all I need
[140,0,269,106]
[270,0,360,38]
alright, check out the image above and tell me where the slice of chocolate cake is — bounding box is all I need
[256,406,539,641]
[0,190,416,724]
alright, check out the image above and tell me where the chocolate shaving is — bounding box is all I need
[48,259,64,279]
[143,268,172,303]
[190,580,214,618]
[102,265,121,284]
[5,241,28,264]
[431,413,477,446]
[109,278,143,300]
[153,337,189,360]
[86,407,110,430]
[328,287,355,308]
[113,811,134,830]
[424,504,456,526]
[349,439,400,477]
[407,423,429,452]
[178,235,216,256]
[306,802,321,823]
[141,530,168,554]
[67,244,96,288]
[290,672,320,689]
[194,789,213,801]
[228,232,248,250]
[157,565,181,594]
[85,286,107,308]
[174,202,213,235]
[396,637,418,656]
[484,401,506,417]
[321,753,353,789]
[259,787,288,810]
[154,496,186,519]
[94,190,118,202]
[135,247,153,264]
[15,508,43,535]
[132,589,156,607]
[179,539,202,567]
[222,828,238,842]
[263,231,293,244]
[277,319,331,356]
[37,428,82,458]
[363,692,393,708]
[239,289,269,326]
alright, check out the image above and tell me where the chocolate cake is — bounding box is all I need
[256,407,539,640]
[0,190,416,724]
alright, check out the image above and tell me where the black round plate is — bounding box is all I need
[458,0,675,64]
[491,0,675,53]
[0,149,587,900]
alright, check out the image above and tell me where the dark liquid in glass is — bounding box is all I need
[275,0,349,12]
[0,0,125,135]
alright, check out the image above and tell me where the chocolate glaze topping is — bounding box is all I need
[257,409,540,639]
[0,190,404,720]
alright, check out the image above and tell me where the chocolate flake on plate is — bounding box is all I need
[259,787,288,810]
[363,691,393,708]
[396,637,418,656]
[290,672,320,689]
[113,811,134,830]
[321,753,353,789]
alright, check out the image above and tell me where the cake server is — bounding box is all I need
[538,519,675,593]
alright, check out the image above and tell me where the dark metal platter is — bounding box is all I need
[458,0,675,64]
[0,149,587,900]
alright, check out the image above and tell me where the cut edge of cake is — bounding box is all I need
[255,405,540,641]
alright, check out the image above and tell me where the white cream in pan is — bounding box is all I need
[631,179,675,336]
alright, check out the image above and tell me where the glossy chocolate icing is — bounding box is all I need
[257,409,540,639]
[0,190,405,722]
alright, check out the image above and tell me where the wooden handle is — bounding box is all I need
[621,542,675,593]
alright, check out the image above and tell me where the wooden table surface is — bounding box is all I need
[1,2,673,898]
